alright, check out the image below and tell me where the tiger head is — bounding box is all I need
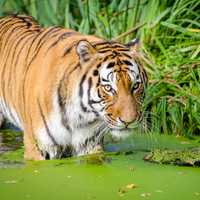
[76,39,147,137]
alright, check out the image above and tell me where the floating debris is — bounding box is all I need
[118,183,137,196]
[126,183,137,189]
[140,193,151,198]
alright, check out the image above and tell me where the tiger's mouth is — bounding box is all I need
[110,127,133,132]
[104,116,142,131]
[105,120,138,131]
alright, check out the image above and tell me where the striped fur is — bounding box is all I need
[0,15,147,160]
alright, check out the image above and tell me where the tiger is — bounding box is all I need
[0,14,147,160]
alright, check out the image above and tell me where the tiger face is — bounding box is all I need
[77,39,147,135]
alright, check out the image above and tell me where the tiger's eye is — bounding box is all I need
[134,82,139,89]
[104,85,112,92]
[132,82,140,92]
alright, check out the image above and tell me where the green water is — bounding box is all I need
[0,132,200,200]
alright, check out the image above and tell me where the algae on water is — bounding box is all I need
[144,148,200,166]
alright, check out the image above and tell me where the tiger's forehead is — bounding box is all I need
[99,58,141,89]
[93,40,130,51]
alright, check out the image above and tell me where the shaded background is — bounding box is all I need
[0,0,200,136]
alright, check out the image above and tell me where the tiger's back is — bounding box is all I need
[0,14,101,128]
[0,15,41,128]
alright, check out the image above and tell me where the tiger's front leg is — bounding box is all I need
[24,129,64,160]
[23,130,45,160]
[72,129,104,156]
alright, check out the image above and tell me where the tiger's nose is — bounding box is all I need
[119,117,134,128]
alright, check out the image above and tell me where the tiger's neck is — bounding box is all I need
[57,68,102,131]
[61,92,102,131]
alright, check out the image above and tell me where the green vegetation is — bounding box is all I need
[0,0,200,136]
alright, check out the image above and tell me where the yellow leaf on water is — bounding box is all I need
[126,183,137,189]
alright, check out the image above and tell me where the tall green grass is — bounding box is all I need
[0,0,200,136]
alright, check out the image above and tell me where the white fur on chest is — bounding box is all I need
[37,94,71,148]
[64,94,101,145]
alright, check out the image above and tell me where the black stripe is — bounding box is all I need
[0,20,23,36]
[57,83,72,133]
[0,17,13,26]
[93,69,98,76]
[7,31,34,117]
[22,28,61,114]
[97,88,101,98]
[26,27,61,67]
[96,63,101,68]
[24,30,42,65]
[79,74,86,97]
[68,63,81,75]
[87,77,101,116]
[123,60,133,66]
[98,47,129,54]
[0,24,26,51]
[87,77,93,109]
[107,62,115,68]
[63,44,75,57]
[37,99,58,146]
[80,101,89,113]
[120,53,132,59]
[98,49,112,53]
[112,44,128,48]
[21,32,42,116]
[116,58,123,65]
[102,78,109,82]
[114,48,130,52]
[0,29,31,124]
[57,62,81,109]
[0,18,17,32]
[57,68,67,109]
[12,33,36,100]
[10,30,32,62]
[92,41,110,47]
[16,15,38,28]
[46,31,77,53]
[102,54,113,62]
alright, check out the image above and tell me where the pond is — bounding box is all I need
[0,130,200,200]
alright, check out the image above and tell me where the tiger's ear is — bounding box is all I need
[77,40,96,63]
[125,38,140,53]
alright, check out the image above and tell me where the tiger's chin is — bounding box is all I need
[110,128,133,140]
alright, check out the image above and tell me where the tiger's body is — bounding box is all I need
[0,15,147,160]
